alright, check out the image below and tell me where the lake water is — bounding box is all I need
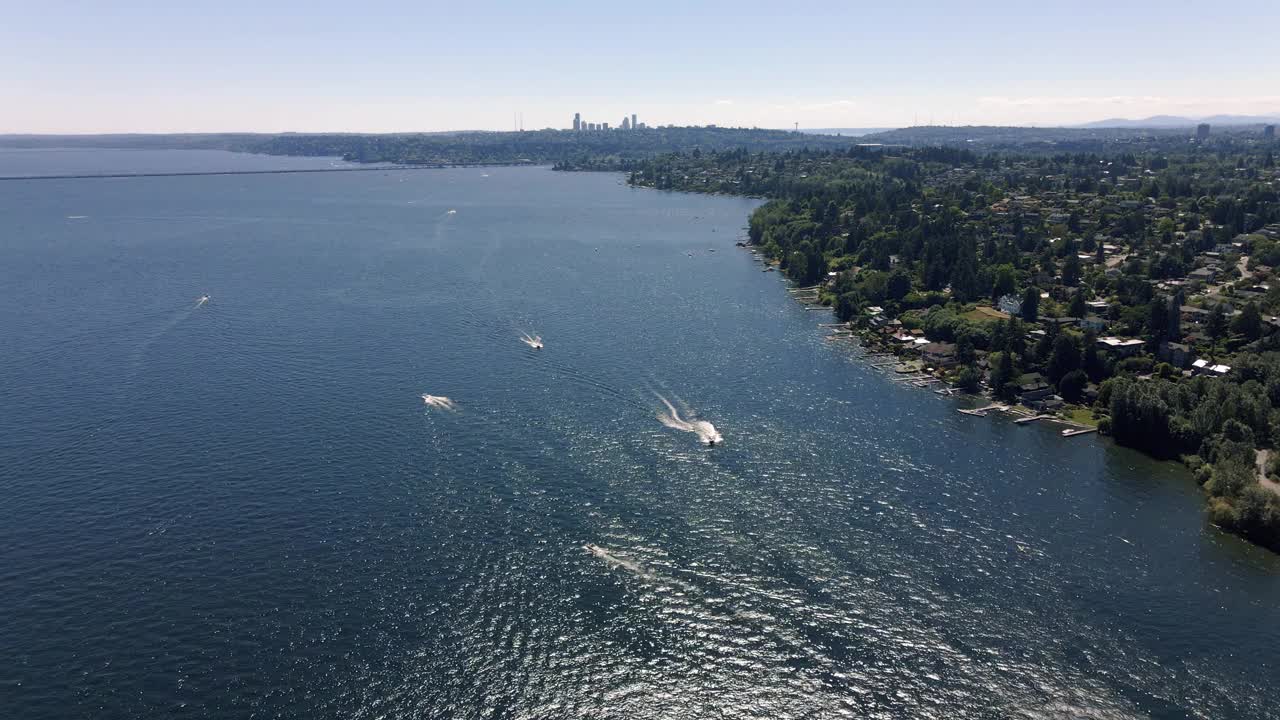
[2,151,1278,719]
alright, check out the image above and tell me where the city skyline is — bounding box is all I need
[3,0,1280,133]
[572,112,647,132]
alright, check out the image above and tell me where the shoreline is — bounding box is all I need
[733,239,1280,554]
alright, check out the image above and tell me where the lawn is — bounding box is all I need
[1062,405,1100,427]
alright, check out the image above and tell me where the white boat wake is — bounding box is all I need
[656,394,722,446]
[519,332,544,349]
[195,294,210,308]
[421,394,458,412]
[583,544,693,590]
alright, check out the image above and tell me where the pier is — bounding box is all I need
[958,403,1008,417]
[1061,427,1098,437]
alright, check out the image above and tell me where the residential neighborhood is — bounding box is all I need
[620,134,1280,551]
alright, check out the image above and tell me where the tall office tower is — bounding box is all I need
[1196,123,1211,139]
[621,117,630,130]
[573,113,581,131]
[632,114,638,129]
[1266,124,1276,139]
[603,122,610,130]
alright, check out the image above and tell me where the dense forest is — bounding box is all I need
[605,139,1280,551]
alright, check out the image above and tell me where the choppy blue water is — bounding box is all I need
[2,152,1278,719]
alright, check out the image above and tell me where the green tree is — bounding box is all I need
[1048,333,1082,383]
[954,365,981,392]
[886,269,912,301]
[1021,286,1040,323]
[1148,298,1170,344]
[1062,252,1083,286]
[991,264,1016,299]
[1233,301,1263,341]
[1207,305,1228,341]
[990,351,1017,401]
[786,251,809,282]
[1082,330,1107,381]
[1058,369,1088,402]
[1068,292,1087,318]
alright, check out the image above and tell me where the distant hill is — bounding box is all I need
[857,125,1184,147]
[0,127,870,165]
[799,128,896,137]
[1077,114,1280,129]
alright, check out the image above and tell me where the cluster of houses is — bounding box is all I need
[846,203,1280,410]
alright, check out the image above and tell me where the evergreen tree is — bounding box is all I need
[1021,286,1040,323]
[1069,292,1087,318]
[1207,305,1228,341]
[1233,301,1263,341]
[1062,251,1083,286]
[1048,333,1081,383]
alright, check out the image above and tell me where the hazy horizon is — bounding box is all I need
[4,0,1280,134]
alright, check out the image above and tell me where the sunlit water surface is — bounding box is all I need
[2,153,1278,719]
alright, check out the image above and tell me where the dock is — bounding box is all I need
[1061,427,1098,437]
[1013,414,1055,425]
[958,403,1008,417]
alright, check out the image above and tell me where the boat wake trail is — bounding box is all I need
[655,393,723,446]
[519,331,544,349]
[583,544,694,590]
[421,394,459,412]
[195,294,210,308]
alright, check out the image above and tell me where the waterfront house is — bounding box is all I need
[921,342,958,367]
[1029,394,1065,412]
[1018,375,1054,404]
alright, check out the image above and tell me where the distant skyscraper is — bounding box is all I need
[632,114,638,130]
[603,122,610,130]
[1266,124,1276,139]
[573,113,581,131]
[1197,123,1211,139]
[621,117,630,130]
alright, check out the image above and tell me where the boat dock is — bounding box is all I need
[1061,427,1098,437]
[1013,414,1056,424]
[958,403,1008,417]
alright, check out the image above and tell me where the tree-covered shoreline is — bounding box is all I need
[598,137,1280,551]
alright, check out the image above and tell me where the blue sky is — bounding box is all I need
[3,0,1278,133]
